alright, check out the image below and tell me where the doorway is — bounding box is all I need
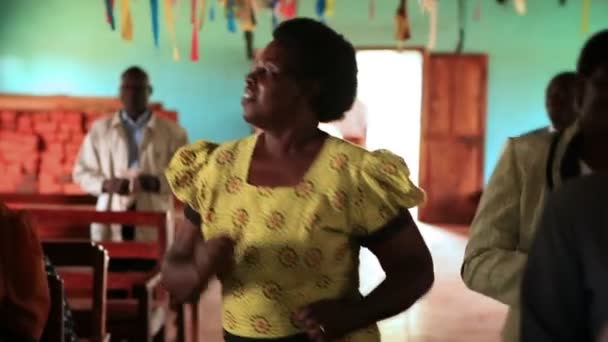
[355,48,424,294]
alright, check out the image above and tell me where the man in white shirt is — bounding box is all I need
[73,66,188,242]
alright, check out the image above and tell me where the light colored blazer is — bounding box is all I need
[73,112,188,241]
[462,123,579,342]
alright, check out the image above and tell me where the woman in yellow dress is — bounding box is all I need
[162,18,434,342]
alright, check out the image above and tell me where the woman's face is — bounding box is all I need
[242,40,311,129]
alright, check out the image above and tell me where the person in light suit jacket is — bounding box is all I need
[73,66,188,242]
[461,30,608,342]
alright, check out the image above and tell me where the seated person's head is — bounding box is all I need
[576,30,608,137]
[545,71,578,132]
[242,18,357,132]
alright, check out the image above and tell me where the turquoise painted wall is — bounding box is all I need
[1,1,607,180]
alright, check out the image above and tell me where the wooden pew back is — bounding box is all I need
[43,241,109,341]
[21,208,171,262]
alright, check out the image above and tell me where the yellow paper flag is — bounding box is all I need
[581,0,590,34]
[326,0,335,17]
[121,0,133,41]
[164,0,180,61]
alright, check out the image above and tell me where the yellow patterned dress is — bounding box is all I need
[165,135,424,341]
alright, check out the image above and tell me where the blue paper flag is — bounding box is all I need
[210,4,215,21]
[150,0,159,47]
[105,0,116,30]
[316,0,326,20]
[227,0,237,32]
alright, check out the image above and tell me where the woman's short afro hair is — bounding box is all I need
[273,18,358,123]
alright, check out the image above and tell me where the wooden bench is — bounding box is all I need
[43,241,109,342]
[19,208,173,342]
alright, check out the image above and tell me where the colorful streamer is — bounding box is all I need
[121,0,133,41]
[581,0,590,33]
[191,0,200,60]
[280,0,297,19]
[395,0,410,41]
[315,0,326,22]
[369,0,375,20]
[199,0,207,29]
[210,2,216,20]
[421,0,437,50]
[227,0,237,33]
[164,0,180,61]
[105,0,116,30]
[326,0,335,17]
[150,0,160,47]
[514,0,526,15]
[473,0,482,21]
[191,23,200,61]
[456,0,465,52]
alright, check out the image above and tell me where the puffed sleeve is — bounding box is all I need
[352,149,425,238]
[165,140,219,212]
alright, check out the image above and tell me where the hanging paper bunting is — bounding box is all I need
[421,0,438,50]
[473,0,481,21]
[191,0,196,23]
[325,0,335,17]
[227,0,237,33]
[150,0,160,47]
[455,0,465,52]
[191,0,200,60]
[164,0,180,61]
[514,0,526,15]
[105,0,116,30]
[581,0,590,33]
[121,0,133,41]
[369,0,375,20]
[315,0,326,22]
[395,0,410,42]
[210,0,216,20]
[280,0,297,19]
[559,0,566,5]
[199,0,207,29]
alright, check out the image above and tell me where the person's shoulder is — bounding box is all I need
[507,129,556,161]
[153,114,187,134]
[88,113,118,136]
[175,135,252,161]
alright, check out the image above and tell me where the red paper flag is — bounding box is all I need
[280,0,297,18]
[191,25,199,61]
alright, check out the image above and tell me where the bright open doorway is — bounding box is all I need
[355,49,425,340]
[355,49,424,293]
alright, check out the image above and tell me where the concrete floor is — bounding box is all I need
[192,223,508,342]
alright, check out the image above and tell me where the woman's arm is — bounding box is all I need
[296,211,433,340]
[355,211,434,326]
[161,206,235,303]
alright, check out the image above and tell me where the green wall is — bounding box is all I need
[1,0,607,180]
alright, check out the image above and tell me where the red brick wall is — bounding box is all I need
[0,96,178,194]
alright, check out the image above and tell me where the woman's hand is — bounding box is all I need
[294,299,362,341]
[195,235,235,277]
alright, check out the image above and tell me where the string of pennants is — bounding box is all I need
[103,0,336,61]
[104,0,581,61]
